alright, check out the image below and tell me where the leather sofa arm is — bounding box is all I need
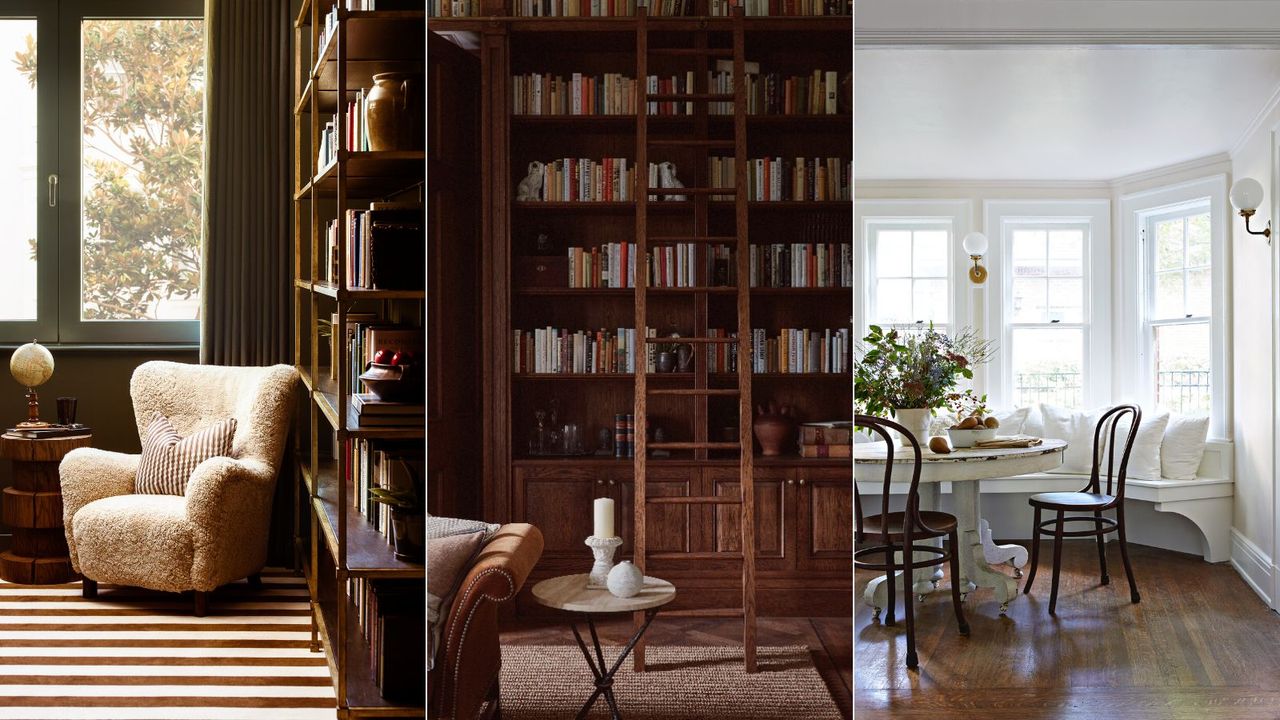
[430,524,544,720]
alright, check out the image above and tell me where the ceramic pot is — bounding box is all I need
[390,510,423,562]
[359,362,419,402]
[606,560,644,598]
[366,72,422,151]
[946,427,997,448]
[752,402,796,456]
[656,352,677,373]
[892,408,933,448]
[676,345,694,372]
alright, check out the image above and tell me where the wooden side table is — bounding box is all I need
[0,432,91,584]
[531,573,676,720]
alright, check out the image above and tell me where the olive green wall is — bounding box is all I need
[0,349,198,548]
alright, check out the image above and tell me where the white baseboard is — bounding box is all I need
[1230,528,1275,607]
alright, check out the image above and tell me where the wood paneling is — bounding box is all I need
[799,467,852,571]
[514,466,599,556]
[706,466,790,569]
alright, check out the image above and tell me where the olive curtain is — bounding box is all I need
[199,0,293,566]
[199,0,291,367]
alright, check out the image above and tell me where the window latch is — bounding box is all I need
[1186,313,1193,319]
[1050,319,1060,324]
[47,174,57,208]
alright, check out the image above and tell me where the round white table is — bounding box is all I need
[854,439,1067,614]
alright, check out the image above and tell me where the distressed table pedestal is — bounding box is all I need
[855,439,1066,616]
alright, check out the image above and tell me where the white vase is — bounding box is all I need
[892,408,933,448]
[606,560,644,598]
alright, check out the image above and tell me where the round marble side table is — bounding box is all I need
[531,572,676,720]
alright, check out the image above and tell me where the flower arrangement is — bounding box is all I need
[854,324,996,417]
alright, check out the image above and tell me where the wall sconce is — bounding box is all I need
[1230,177,1271,244]
[962,232,989,284]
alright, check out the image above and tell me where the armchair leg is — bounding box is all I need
[194,591,208,617]
[82,579,97,599]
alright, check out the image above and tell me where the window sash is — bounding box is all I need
[867,223,952,327]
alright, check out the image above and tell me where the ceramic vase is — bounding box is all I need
[656,352,677,373]
[752,402,796,456]
[366,72,422,151]
[607,560,644,598]
[892,408,932,448]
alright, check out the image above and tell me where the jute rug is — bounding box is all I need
[500,645,845,719]
[0,570,336,720]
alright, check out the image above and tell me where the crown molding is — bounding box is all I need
[1108,153,1232,189]
[1231,81,1280,158]
[855,29,1280,47]
[855,178,1111,192]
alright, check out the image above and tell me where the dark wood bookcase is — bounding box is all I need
[431,5,853,620]
[292,1,425,717]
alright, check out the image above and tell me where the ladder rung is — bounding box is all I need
[647,93,735,101]
[648,441,741,450]
[649,388,740,396]
[648,235,738,243]
[662,607,746,618]
[648,139,735,149]
[644,337,735,344]
[648,187,729,196]
[647,495,742,505]
[648,48,734,57]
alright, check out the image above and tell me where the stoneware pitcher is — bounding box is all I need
[367,72,421,151]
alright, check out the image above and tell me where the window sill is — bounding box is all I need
[0,343,199,353]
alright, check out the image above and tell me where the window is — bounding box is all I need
[1144,203,1212,416]
[1006,223,1089,408]
[865,221,952,334]
[0,1,204,345]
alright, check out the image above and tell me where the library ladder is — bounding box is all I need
[632,5,757,673]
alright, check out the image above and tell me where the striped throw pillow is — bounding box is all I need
[136,414,238,495]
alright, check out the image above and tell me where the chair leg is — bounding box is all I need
[1023,507,1042,595]
[1116,505,1140,604]
[1094,510,1110,585]
[903,541,917,669]
[948,529,969,636]
[884,544,896,627]
[1048,511,1065,615]
[194,591,208,617]
[81,578,97,599]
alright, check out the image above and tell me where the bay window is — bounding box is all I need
[1144,203,1212,416]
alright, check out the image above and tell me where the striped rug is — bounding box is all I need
[0,570,337,720]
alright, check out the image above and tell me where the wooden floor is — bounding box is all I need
[502,615,852,718]
[856,541,1280,720]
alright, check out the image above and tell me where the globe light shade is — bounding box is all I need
[1230,177,1265,212]
[961,232,989,257]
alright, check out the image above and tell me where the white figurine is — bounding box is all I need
[658,161,686,202]
[516,161,544,201]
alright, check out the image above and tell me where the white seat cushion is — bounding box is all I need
[72,494,194,592]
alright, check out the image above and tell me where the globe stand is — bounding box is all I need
[16,387,50,429]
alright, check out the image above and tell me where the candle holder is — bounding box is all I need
[585,535,623,588]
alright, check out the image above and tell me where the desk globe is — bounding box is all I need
[9,340,54,428]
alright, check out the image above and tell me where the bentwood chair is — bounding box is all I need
[1023,404,1142,615]
[854,414,969,669]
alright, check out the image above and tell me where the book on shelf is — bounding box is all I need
[799,423,852,445]
[711,0,850,15]
[528,157,633,202]
[614,413,635,458]
[343,324,425,395]
[749,328,850,373]
[798,443,851,458]
[317,120,337,170]
[746,243,851,288]
[645,73,698,116]
[513,327,638,374]
[352,394,426,427]
[325,203,425,290]
[709,156,851,201]
[713,67,846,116]
[4,424,91,439]
[512,73,638,116]
[514,0,635,18]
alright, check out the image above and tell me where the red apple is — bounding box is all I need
[373,349,390,364]
[390,351,404,366]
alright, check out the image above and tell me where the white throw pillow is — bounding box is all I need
[991,407,1031,435]
[1161,414,1211,480]
[1111,410,1169,481]
[1022,404,1045,438]
[1040,404,1108,474]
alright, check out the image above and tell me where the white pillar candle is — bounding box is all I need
[593,497,615,538]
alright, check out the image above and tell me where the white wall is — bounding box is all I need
[1229,98,1280,602]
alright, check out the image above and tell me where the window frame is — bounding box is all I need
[0,0,204,346]
[863,218,954,334]
[1119,174,1229,437]
[984,199,1112,410]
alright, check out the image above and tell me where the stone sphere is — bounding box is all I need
[9,341,54,388]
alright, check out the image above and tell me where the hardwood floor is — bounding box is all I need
[502,615,852,718]
[856,541,1280,720]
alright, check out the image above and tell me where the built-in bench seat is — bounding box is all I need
[857,439,1233,563]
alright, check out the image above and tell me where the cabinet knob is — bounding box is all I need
[786,479,794,485]
[798,478,807,486]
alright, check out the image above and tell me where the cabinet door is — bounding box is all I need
[705,466,792,571]
[513,466,601,557]
[797,467,852,571]
[614,466,698,560]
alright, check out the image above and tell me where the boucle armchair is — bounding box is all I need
[60,361,298,615]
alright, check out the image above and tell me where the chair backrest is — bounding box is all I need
[854,414,924,546]
[129,361,299,473]
[1087,404,1141,499]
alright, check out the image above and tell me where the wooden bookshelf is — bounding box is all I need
[293,3,425,718]
[428,0,853,643]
